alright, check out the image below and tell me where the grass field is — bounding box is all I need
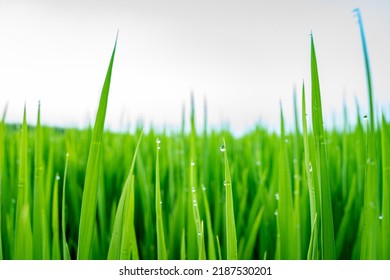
[0,9,389,260]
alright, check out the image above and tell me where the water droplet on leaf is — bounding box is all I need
[220,145,225,152]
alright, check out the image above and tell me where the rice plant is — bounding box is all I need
[0,10,388,260]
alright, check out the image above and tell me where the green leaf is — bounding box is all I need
[14,106,33,259]
[311,35,335,259]
[223,139,237,260]
[77,35,117,259]
[155,137,167,260]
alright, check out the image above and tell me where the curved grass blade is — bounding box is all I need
[222,139,237,260]
[353,9,380,259]
[310,35,335,259]
[77,35,117,259]
[107,131,143,260]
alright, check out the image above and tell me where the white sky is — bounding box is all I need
[0,0,389,134]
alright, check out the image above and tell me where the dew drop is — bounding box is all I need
[198,232,201,236]
[274,210,278,216]
[220,145,225,152]
[223,180,227,187]
[191,161,195,166]
[160,201,163,205]
[191,186,196,193]
[285,138,289,143]
[363,115,368,119]
[379,214,383,220]
[156,137,161,144]
[202,185,206,191]
[256,160,261,166]
[275,193,280,200]
[309,162,313,173]
[56,175,60,180]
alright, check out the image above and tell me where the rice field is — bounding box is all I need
[0,9,389,260]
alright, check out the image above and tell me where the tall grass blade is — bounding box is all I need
[0,105,7,260]
[277,106,297,259]
[77,36,117,259]
[310,36,335,259]
[33,102,50,259]
[107,132,143,260]
[62,153,71,260]
[14,106,33,259]
[51,175,61,259]
[354,8,380,259]
[155,138,167,260]
[223,139,237,260]
[381,115,390,259]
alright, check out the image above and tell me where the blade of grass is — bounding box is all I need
[155,137,167,260]
[107,131,143,259]
[277,106,297,259]
[222,139,237,260]
[77,35,117,259]
[381,115,390,259]
[0,104,7,260]
[180,228,186,260]
[62,153,71,260]
[311,35,336,259]
[52,174,61,259]
[201,184,216,260]
[33,102,50,259]
[14,105,33,259]
[302,82,319,259]
[354,8,380,259]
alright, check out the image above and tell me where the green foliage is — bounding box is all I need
[77,36,117,260]
[0,12,389,260]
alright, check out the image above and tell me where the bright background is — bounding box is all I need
[1,0,389,134]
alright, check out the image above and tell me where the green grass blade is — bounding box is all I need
[62,153,71,260]
[277,106,297,259]
[155,138,167,260]
[14,106,33,259]
[77,36,117,259]
[51,174,61,260]
[307,213,318,260]
[216,235,222,260]
[242,207,264,259]
[381,115,390,259]
[180,228,186,260]
[120,174,135,260]
[222,139,237,260]
[353,9,380,259]
[33,102,50,259]
[0,105,7,260]
[310,36,335,259]
[201,185,216,260]
[107,132,143,260]
[353,8,375,131]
